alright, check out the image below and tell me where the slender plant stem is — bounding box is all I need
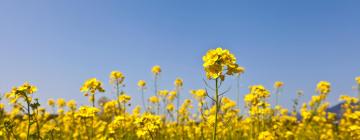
[236,76,240,111]
[92,94,95,107]
[141,88,146,112]
[116,82,122,114]
[154,76,158,96]
[212,78,219,140]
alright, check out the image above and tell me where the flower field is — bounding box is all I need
[0,48,359,140]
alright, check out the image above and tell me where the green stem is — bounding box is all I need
[116,82,122,113]
[236,76,240,111]
[212,78,219,140]
[154,76,158,96]
[141,88,146,112]
[26,96,31,140]
[176,87,180,124]
[92,94,95,107]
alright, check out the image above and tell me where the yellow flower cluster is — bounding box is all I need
[316,81,331,95]
[274,81,284,88]
[137,80,146,88]
[174,78,183,87]
[75,106,100,118]
[149,96,160,103]
[109,71,125,85]
[151,65,161,75]
[244,85,270,106]
[80,78,105,95]
[118,94,131,103]
[134,113,161,139]
[5,82,37,103]
[356,76,360,85]
[202,47,244,81]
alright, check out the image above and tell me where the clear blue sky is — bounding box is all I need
[0,1,359,110]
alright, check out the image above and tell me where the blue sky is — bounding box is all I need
[0,1,359,111]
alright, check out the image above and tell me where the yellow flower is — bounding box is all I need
[274,81,284,89]
[67,100,77,110]
[17,82,37,94]
[5,82,38,103]
[149,96,159,104]
[258,131,274,140]
[109,71,125,85]
[167,91,177,101]
[76,106,100,118]
[80,78,105,94]
[158,90,169,97]
[134,113,161,138]
[166,103,175,112]
[174,78,183,88]
[190,89,206,100]
[47,98,55,107]
[0,104,4,110]
[316,81,331,95]
[151,65,161,75]
[118,94,131,103]
[356,76,360,85]
[57,98,66,108]
[19,132,27,139]
[202,47,243,81]
[137,80,146,88]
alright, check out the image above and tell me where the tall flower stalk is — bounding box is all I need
[6,82,39,139]
[110,71,125,112]
[174,77,183,123]
[152,65,161,96]
[138,80,147,111]
[202,47,244,140]
[273,81,284,107]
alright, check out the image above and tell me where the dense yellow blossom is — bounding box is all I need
[149,96,160,103]
[109,71,125,85]
[118,94,131,103]
[151,65,161,75]
[47,98,55,107]
[274,81,284,88]
[202,47,243,81]
[57,98,66,108]
[137,80,146,88]
[174,78,183,87]
[316,81,331,94]
[356,76,360,85]
[80,78,105,94]
[76,106,100,118]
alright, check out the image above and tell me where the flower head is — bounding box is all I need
[6,82,37,103]
[258,131,274,140]
[57,98,66,108]
[148,96,159,104]
[109,71,125,85]
[316,81,331,95]
[202,47,243,81]
[118,94,131,103]
[174,78,183,88]
[166,103,175,112]
[75,106,100,118]
[137,80,146,88]
[80,78,105,94]
[356,76,360,85]
[151,65,161,75]
[47,98,55,107]
[67,100,77,110]
[274,81,284,89]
